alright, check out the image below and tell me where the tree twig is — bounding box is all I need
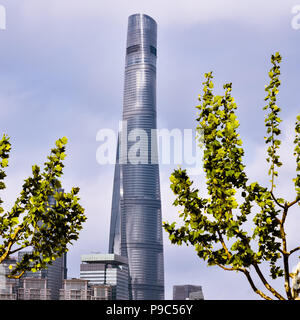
[287,197,300,208]
[290,246,300,255]
[270,191,285,209]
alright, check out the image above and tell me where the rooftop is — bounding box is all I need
[80,254,128,265]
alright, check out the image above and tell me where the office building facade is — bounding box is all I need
[80,253,129,300]
[59,279,112,300]
[18,251,67,300]
[0,258,18,300]
[18,278,51,300]
[173,285,204,300]
[109,13,164,300]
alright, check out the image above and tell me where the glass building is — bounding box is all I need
[108,14,164,300]
[0,257,18,300]
[18,251,67,300]
[79,253,129,300]
[173,285,204,300]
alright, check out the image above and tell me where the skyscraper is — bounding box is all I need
[18,251,67,300]
[0,257,18,300]
[109,14,164,300]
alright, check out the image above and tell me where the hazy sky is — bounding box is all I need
[1,0,299,299]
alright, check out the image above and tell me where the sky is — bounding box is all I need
[0,0,299,300]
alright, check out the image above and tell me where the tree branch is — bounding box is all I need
[279,205,292,299]
[270,191,285,209]
[287,197,300,208]
[281,204,288,225]
[216,262,273,300]
[217,229,232,259]
[290,246,300,255]
[253,263,286,300]
[8,245,29,256]
[216,217,280,300]
[7,270,25,279]
[216,263,238,272]
[241,269,273,300]
[0,226,22,264]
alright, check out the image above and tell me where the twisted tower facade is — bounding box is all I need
[109,14,164,300]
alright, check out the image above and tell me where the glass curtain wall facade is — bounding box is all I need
[80,254,129,300]
[18,251,67,300]
[109,14,164,300]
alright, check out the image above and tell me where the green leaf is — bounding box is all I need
[61,137,68,145]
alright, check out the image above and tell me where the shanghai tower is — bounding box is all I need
[108,14,164,300]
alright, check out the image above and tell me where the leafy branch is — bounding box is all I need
[163,53,300,300]
[0,136,87,278]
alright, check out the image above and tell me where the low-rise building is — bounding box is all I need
[18,278,51,300]
[18,251,67,300]
[59,279,91,300]
[90,284,112,300]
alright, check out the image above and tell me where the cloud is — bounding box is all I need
[63,169,114,277]
[11,0,299,28]
[1,0,299,300]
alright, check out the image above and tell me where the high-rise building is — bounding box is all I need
[108,13,164,300]
[0,257,18,300]
[15,190,67,300]
[173,285,204,300]
[18,251,67,300]
[80,253,129,300]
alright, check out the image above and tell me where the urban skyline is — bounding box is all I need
[1,1,299,299]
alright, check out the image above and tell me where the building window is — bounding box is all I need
[126,45,141,55]
[150,46,157,56]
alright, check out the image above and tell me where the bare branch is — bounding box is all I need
[270,191,285,210]
[278,205,292,299]
[290,246,300,255]
[241,269,273,300]
[253,263,286,300]
[7,270,25,280]
[216,263,238,272]
[216,263,273,300]
[287,197,300,208]
[281,205,288,226]
[8,245,29,256]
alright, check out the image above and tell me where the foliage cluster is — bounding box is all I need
[0,136,86,278]
[163,53,300,300]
